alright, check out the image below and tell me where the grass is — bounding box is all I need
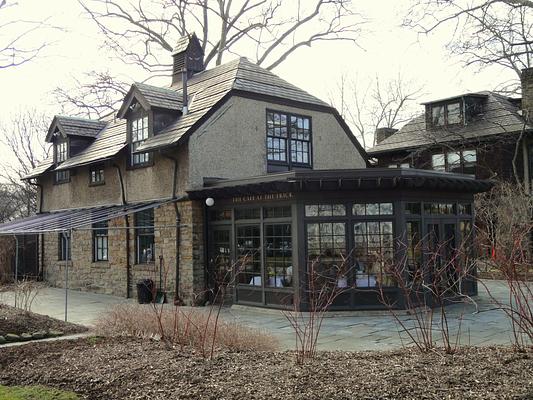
[0,385,79,400]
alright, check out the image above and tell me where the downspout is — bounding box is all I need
[113,163,131,298]
[28,179,44,280]
[161,153,182,305]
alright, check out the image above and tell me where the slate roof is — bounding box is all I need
[48,116,107,141]
[25,57,356,179]
[117,82,183,118]
[55,120,127,170]
[136,57,330,152]
[368,92,533,155]
[22,156,55,179]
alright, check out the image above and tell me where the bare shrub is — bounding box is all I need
[94,304,278,353]
[283,255,353,364]
[379,233,477,354]
[12,277,44,312]
[475,182,533,350]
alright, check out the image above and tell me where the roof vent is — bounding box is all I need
[171,33,205,87]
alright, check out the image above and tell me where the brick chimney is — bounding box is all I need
[521,67,533,122]
[374,127,398,144]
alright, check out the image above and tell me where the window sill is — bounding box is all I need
[127,161,154,171]
[89,181,106,187]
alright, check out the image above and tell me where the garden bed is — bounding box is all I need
[0,337,531,399]
[0,304,87,342]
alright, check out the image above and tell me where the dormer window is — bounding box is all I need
[54,139,70,184]
[56,141,68,163]
[130,114,151,167]
[431,102,462,127]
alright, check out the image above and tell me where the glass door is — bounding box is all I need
[425,220,459,294]
[208,226,233,303]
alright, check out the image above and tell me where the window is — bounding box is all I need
[93,221,108,261]
[235,208,261,220]
[424,203,455,215]
[431,102,462,126]
[405,221,422,283]
[135,209,154,263]
[264,224,292,287]
[432,150,477,176]
[353,203,393,216]
[264,206,291,219]
[236,225,261,285]
[56,141,68,163]
[388,162,410,168]
[307,222,346,281]
[130,115,150,166]
[267,111,311,169]
[54,170,70,184]
[353,221,395,287]
[58,233,71,261]
[305,204,346,217]
[89,165,105,185]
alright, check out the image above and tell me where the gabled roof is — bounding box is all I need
[116,82,183,119]
[55,120,127,170]
[368,92,533,155]
[136,57,334,152]
[45,116,107,142]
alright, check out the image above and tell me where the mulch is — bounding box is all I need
[0,304,88,336]
[0,337,531,399]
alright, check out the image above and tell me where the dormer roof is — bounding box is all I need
[420,93,488,105]
[116,82,183,119]
[368,91,533,155]
[45,116,107,143]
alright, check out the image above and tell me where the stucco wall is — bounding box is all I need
[187,96,366,188]
[40,144,189,212]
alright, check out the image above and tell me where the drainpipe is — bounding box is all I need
[113,163,131,298]
[27,179,44,280]
[28,180,43,214]
[161,152,182,305]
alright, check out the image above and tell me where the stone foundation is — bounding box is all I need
[40,199,205,304]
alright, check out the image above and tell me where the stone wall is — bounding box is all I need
[40,199,205,304]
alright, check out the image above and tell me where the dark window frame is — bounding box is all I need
[128,109,153,169]
[93,221,109,262]
[58,233,71,261]
[54,169,70,185]
[431,149,477,176]
[89,164,105,186]
[430,101,463,127]
[266,109,313,170]
[135,209,155,264]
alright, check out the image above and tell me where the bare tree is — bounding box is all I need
[57,0,365,118]
[0,110,51,220]
[330,74,423,148]
[405,0,533,93]
[0,0,55,69]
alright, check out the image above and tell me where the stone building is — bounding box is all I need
[0,34,493,310]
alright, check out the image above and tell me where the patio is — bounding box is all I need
[0,280,515,351]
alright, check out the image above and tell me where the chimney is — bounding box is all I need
[374,127,398,145]
[171,34,205,115]
[521,67,533,122]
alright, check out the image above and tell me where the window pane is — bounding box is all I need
[236,225,261,285]
[265,224,292,287]
[447,102,461,124]
[432,105,444,126]
[432,154,445,171]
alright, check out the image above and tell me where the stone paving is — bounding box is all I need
[0,280,517,351]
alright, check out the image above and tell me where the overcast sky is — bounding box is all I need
[0,1,517,143]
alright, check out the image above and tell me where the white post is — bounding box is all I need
[13,234,19,307]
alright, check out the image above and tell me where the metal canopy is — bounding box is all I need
[0,198,179,235]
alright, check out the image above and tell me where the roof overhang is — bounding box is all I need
[187,169,494,199]
[421,93,489,105]
[0,198,182,235]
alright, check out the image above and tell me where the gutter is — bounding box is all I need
[161,152,183,305]
[113,163,131,298]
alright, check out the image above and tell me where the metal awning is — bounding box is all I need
[0,198,180,235]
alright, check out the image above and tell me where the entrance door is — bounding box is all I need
[208,226,233,304]
[425,220,459,294]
